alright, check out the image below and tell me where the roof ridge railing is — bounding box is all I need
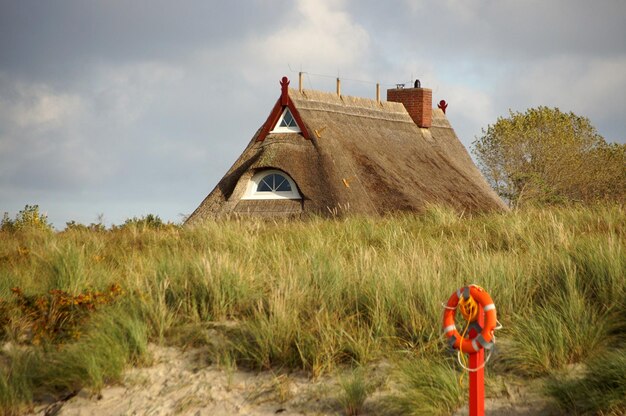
[288,65,417,104]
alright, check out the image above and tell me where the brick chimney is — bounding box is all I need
[386,80,432,128]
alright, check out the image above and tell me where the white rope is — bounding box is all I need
[457,347,494,372]
[456,333,497,372]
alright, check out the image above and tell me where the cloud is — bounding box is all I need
[0,78,82,129]
[0,79,86,187]
[1,0,625,227]
[185,0,373,95]
[491,55,626,140]
[387,0,626,61]
[258,0,370,71]
[0,60,188,195]
[89,61,185,124]
[0,1,291,86]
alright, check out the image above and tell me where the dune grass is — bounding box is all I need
[0,204,624,414]
[548,348,626,415]
[338,367,375,416]
[384,356,464,416]
[0,306,147,414]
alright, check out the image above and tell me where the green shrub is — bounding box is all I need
[1,205,53,233]
[117,214,168,230]
[65,220,106,232]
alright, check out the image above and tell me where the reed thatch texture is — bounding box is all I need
[186,88,507,223]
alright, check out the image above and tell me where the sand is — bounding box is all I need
[30,345,561,416]
[33,345,343,416]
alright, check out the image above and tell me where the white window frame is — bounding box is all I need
[270,107,301,133]
[242,169,302,200]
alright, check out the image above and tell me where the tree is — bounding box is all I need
[472,107,626,206]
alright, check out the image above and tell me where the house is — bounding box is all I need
[186,76,507,223]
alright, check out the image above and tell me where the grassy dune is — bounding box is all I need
[1,205,625,415]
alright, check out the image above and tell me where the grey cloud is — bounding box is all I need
[348,0,626,62]
[1,0,624,228]
[0,0,291,85]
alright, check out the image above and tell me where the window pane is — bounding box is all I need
[258,177,272,192]
[257,173,293,193]
[279,109,297,128]
[280,111,288,127]
[275,177,291,191]
[284,110,296,127]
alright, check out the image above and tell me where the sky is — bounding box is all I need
[1,0,625,229]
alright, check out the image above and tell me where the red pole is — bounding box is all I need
[468,304,485,416]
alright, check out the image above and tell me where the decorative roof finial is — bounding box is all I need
[438,99,448,114]
[280,76,290,105]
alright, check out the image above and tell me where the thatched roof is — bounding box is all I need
[186,85,507,223]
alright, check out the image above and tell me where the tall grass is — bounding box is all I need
[548,348,626,414]
[338,367,374,416]
[385,357,464,415]
[0,306,147,414]
[0,204,624,413]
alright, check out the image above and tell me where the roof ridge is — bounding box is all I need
[298,105,414,123]
[289,87,416,123]
[288,86,378,101]
[288,87,386,107]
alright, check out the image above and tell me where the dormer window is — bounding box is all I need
[270,108,301,133]
[242,170,301,200]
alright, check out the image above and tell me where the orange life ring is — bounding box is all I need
[442,285,497,353]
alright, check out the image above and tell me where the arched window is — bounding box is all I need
[242,170,301,200]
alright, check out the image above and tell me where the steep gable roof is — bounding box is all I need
[186,78,507,223]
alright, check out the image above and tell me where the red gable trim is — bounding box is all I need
[257,77,310,142]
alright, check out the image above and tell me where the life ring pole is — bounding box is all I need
[468,303,485,416]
